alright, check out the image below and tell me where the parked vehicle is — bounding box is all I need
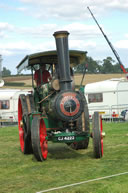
[16,31,104,161]
[84,78,128,120]
[121,109,128,121]
[0,89,32,123]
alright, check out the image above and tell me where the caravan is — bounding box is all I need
[84,78,128,120]
[0,89,32,123]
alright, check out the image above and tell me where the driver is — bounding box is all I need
[34,64,51,86]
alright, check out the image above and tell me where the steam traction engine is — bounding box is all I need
[17,31,104,161]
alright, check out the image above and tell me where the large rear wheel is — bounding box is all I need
[18,95,32,154]
[92,112,103,158]
[31,116,48,161]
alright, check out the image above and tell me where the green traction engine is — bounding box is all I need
[17,31,104,161]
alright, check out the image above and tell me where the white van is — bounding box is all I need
[84,78,128,120]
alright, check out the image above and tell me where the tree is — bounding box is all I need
[86,56,100,73]
[73,62,85,73]
[2,67,11,76]
[73,56,100,74]
[101,57,115,73]
[73,55,125,74]
[113,63,122,73]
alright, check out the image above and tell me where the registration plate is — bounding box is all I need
[99,112,105,114]
[57,136,75,141]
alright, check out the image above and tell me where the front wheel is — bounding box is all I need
[31,116,48,161]
[92,112,103,158]
[69,97,90,150]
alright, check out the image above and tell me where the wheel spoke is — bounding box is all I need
[18,95,32,154]
[31,116,48,161]
[18,98,24,152]
[40,119,48,160]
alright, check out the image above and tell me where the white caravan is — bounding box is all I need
[0,89,32,123]
[84,78,128,120]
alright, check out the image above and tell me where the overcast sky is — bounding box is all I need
[0,0,128,74]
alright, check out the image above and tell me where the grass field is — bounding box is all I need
[2,73,126,89]
[0,122,128,193]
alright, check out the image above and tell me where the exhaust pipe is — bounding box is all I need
[53,31,72,90]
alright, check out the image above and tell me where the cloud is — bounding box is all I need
[106,0,128,10]
[0,31,5,38]
[17,7,28,12]
[15,22,100,41]
[0,41,31,56]
[1,37,97,75]
[69,40,96,50]
[61,23,100,39]
[18,0,128,20]
[115,39,128,49]
[0,40,55,56]
[114,32,128,49]
[18,24,58,38]
[1,0,128,23]
[0,32,97,57]
[0,22,14,38]
[0,21,99,57]
[0,3,12,10]
[20,0,85,21]
[0,22,14,31]
[125,34,128,38]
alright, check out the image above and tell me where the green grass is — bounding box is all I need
[0,122,128,193]
[4,82,25,87]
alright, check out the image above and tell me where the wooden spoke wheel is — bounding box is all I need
[18,95,32,154]
[70,98,90,150]
[92,112,103,158]
[31,116,48,161]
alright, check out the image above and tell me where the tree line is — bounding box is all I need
[1,55,127,76]
[74,56,127,74]
[2,67,11,76]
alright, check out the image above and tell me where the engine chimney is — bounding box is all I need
[53,31,72,90]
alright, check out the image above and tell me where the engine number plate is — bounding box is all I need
[57,136,75,141]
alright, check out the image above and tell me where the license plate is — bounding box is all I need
[57,136,75,141]
[99,112,105,114]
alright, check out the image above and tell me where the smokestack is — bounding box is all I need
[53,31,72,90]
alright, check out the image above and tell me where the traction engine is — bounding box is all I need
[17,31,104,161]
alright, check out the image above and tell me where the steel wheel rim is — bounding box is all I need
[100,115,103,156]
[40,119,48,159]
[92,112,103,158]
[18,98,24,152]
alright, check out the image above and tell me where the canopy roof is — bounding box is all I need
[16,50,87,73]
